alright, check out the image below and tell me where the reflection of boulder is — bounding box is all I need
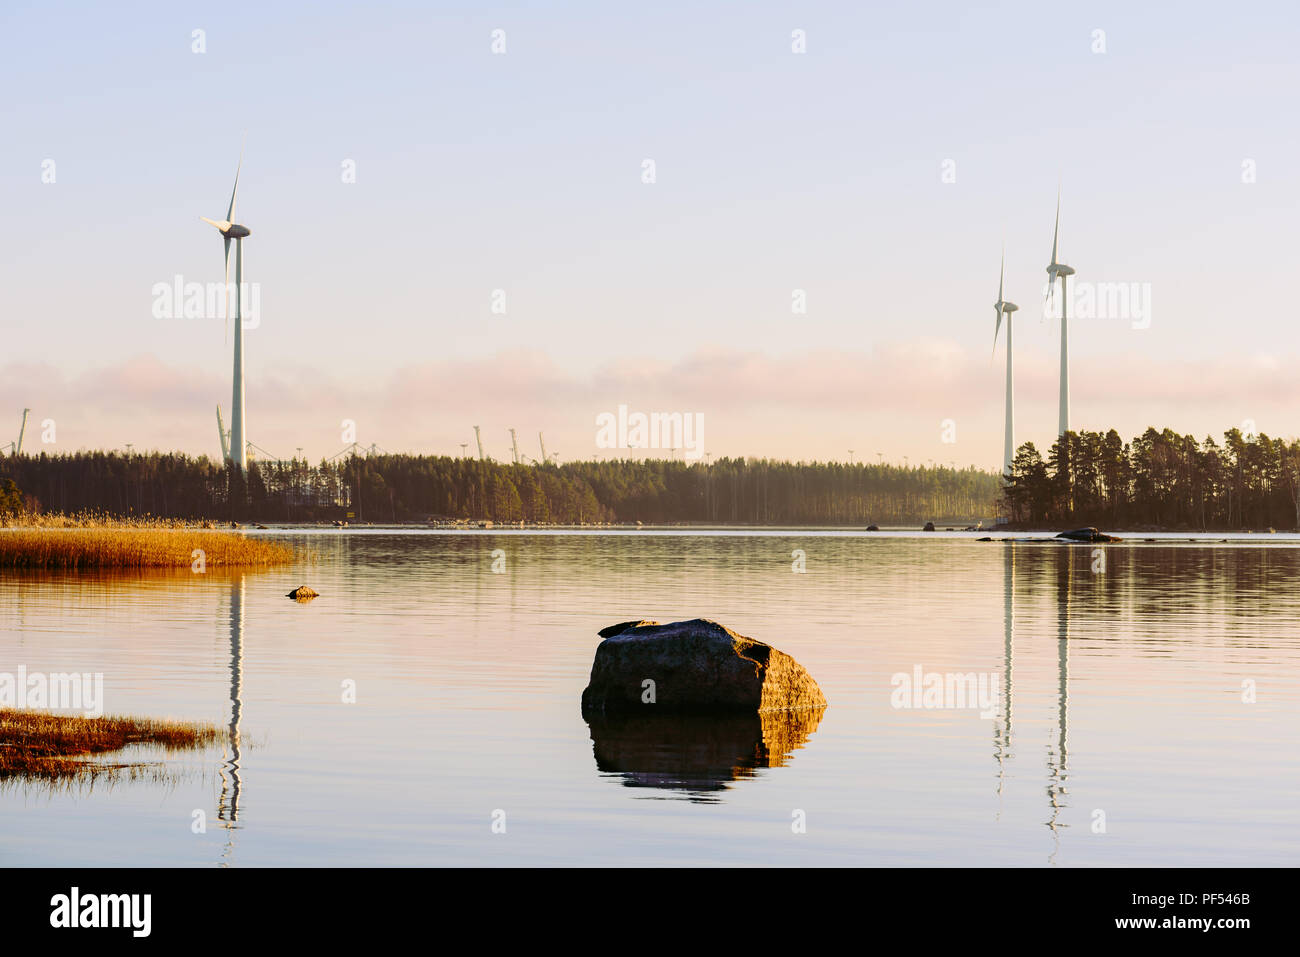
[581,619,826,715]
[587,708,825,799]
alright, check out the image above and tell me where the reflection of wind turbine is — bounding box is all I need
[993,249,1019,479]
[1046,550,1072,863]
[1045,190,1075,437]
[202,139,251,473]
[993,545,1016,802]
[217,575,245,864]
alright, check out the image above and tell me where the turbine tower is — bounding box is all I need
[993,250,1019,479]
[216,405,230,462]
[202,141,251,472]
[16,408,31,456]
[473,425,485,461]
[538,432,548,464]
[508,429,520,465]
[1045,190,1075,437]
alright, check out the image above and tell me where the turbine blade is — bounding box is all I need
[994,307,1003,355]
[1051,190,1061,265]
[223,236,232,344]
[226,136,245,222]
[235,239,244,337]
[998,249,1005,302]
[201,216,231,232]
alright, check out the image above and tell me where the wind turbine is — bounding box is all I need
[993,249,1019,479]
[5,409,32,456]
[215,405,230,461]
[1045,190,1075,437]
[202,141,252,472]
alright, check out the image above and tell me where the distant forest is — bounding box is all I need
[1003,427,1300,530]
[0,452,998,525]
[4,425,1296,529]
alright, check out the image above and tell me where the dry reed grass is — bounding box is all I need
[3,510,199,530]
[0,707,225,784]
[0,511,296,569]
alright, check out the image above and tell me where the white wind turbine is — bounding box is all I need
[1045,190,1075,437]
[202,142,251,472]
[993,249,1019,479]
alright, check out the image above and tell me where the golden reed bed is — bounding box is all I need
[0,707,225,783]
[0,512,295,569]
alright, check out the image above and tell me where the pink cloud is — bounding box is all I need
[1,343,1295,465]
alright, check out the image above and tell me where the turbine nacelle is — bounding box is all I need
[201,217,251,238]
[1047,263,1074,277]
[993,298,1019,351]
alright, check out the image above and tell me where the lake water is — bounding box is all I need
[2,529,1298,866]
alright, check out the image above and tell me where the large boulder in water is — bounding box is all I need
[581,618,827,716]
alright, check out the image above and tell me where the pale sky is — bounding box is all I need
[2,1,1297,466]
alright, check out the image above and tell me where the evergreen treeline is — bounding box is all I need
[1003,427,1300,530]
[0,452,998,525]
[7,426,1297,529]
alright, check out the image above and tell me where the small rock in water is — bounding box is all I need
[286,586,319,601]
[922,521,935,532]
[1056,526,1122,543]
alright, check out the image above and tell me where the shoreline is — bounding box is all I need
[5,516,1296,541]
[200,523,1300,544]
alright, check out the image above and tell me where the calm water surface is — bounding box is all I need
[2,530,1298,866]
